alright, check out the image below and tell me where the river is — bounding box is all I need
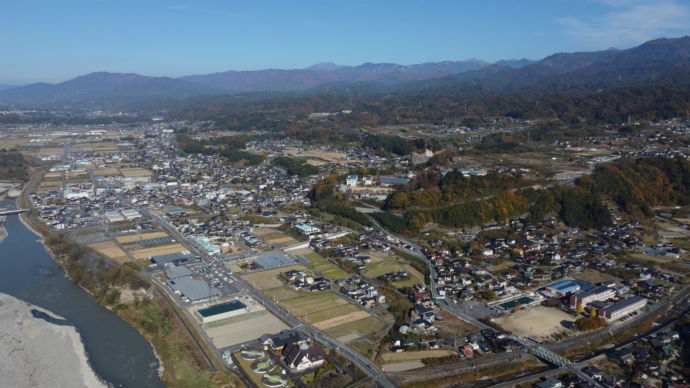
[0,201,165,388]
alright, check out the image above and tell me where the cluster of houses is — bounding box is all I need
[282,270,329,292]
[338,276,386,308]
[421,215,684,311]
[380,270,409,282]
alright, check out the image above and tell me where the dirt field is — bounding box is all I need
[436,311,478,335]
[130,244,187,259]
[284,148,363,166]
[280,292,348,316]
[203,310,290,348]
[313,310,370,330]
[240,265,309,290]
[87,241,129,264]
[116,231,169,244]
[381,350,455,362]
[494,306,575,340]
[253,228,298,245]
[573,270,621,284]
[119,168,152,177]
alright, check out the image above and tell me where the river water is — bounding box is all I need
[0,201,165,388]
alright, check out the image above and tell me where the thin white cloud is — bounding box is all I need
[557,0,690,48]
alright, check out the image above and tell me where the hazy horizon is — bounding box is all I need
[3,0,690,84]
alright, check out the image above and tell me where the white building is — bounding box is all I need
[345,174,358,187]
[569,286,616,309]
[598,296,647,322]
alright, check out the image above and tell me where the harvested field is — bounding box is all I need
[313,310,370,330]
[381,350,455,362]
[494,306,575,340]
[323,316,387,338]
[87,241,129,264]
[203,310,289,348]
[116,231,169,244]
[573,270,621,284]
[240,265,308,290]
[280,292,348,316]
[284,148,363,166]
[130,244,187,260]
[119,168,152,177]
[37,181,62,191]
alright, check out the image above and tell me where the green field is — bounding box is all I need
[364,259,424,287]
[303,252,350,279]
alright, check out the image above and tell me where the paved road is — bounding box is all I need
[367,215,493,331]
[140,209,397,388]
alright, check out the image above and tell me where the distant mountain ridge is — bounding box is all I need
[178,59,490,92]
[1,36,689,108]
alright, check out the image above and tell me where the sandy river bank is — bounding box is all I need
[0,293,107,388]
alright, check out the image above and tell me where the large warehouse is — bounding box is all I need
[196,300,248,323]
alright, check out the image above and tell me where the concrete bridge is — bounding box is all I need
[0,209,29,216]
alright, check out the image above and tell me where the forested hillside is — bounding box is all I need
[377,157,690,233]
[0,151,29,181]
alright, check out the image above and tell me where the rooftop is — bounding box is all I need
[197,300,246,317]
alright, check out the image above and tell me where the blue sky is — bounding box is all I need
[2,0,690,84]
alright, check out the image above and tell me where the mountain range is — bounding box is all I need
[1,36,689,109]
